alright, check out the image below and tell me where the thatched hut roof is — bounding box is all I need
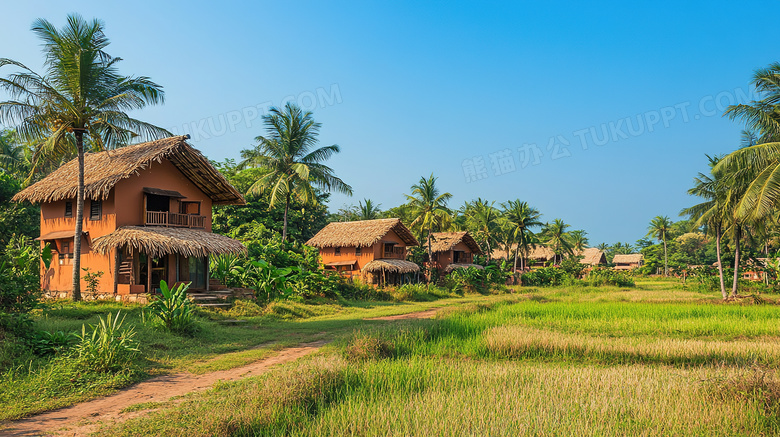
[361,259,420,274]
[92,226,246,258]
[613,254,643,264]
[306,218,418,248]
[578,248,607,265]
[13,136,245,205]
[428,232,482,254]
[444,263,484,273]
[491,245,555,261]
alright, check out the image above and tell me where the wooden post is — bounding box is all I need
[113,248,120,295]
[146,255,152,293]
[143,194,147,225]
[130,248,136,286]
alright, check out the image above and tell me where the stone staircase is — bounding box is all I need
[186,279,256,308]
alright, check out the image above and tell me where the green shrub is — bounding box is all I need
[145,280,198,334]
[520,267,572,286]
[32,330,78,356]
[81,268,104,294]
[391,283,451,302]
[73,312,139,373]
[585,267,635,287]
[0,235,41,314]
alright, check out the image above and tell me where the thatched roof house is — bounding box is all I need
[306,218,420,285]
[16,136,246,298]
[613,254,644,270]
[14,135,245,205]
[428,232,482,254]
[426,231,483,275]
[578,248,607,266]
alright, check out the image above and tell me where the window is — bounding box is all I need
[335,247,341,255]
[90,200,102,220]
[355,246,362,256]
[64,202,72,218]
[180,201,201,215]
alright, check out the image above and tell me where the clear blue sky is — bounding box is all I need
[1,1,775,244]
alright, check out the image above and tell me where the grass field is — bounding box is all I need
[98,278,780,437]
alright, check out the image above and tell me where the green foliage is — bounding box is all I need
[73,312,139,373]
[0,235,40,314]
[444,264,510,293]
[209,253,245,288]
[520,267,571,287]
[559,256,587,278]
[81,268,104,294]
[31,330,78,356]
[145,280,197,335]
[585,267,635,287]
[0,171,39,249]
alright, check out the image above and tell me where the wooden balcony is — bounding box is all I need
[383,246,406,259]
[145,210,206,228]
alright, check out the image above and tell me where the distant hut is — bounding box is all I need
[306,218,420,285]
[577,248,607,266]
[613,254,644,270]
[427,231,483,275]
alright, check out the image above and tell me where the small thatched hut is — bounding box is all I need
[578,248,607,266]
[613,254,644,270]
[306,218,420,285]
[427,231,483,275]
[14,136,246,298]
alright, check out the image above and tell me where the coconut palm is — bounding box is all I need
[357,198,381,220]
[405,174,452,275]
[501,199,542,271]
[646,216,672,276]
[242,102,353,240]
[681,155,729,299]
[543,219,573,264]
[569,230,589,253]
[462,198,499,261]
[0,15,168,300]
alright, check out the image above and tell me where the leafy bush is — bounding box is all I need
[31,330,78,356]
[520,267,571,286]
[0,235,41,314]
[390,283,451,302]
[145,280,198,334]
[82,268,104,294]
[585,267,635,287]
[73,312,139,373]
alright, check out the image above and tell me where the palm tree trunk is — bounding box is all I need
[71,131,84,301]
[427,226,433,283]
[731,225,741,298]
[513,243,519,272]
[765,241,769,286]
[663,238,668,276]
[282,194,290,241]
[715,224,727,300]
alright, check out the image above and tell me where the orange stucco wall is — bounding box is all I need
[317,229,409,276]
[39,158,214,295]
[432,241,476,271]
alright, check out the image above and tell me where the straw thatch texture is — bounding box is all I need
[428,232,482,254]
[361,259,420,274]
[491,245,555,261]
[578,248,607,265]
[444,263,484,273]
[13,136,245,205]
[613,254,643,264]
[306,218,418,248]
[92,226,246,258]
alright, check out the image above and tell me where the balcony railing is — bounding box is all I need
[383,246,406,259]
[145,210,206,228]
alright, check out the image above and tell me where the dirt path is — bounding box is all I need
[2,340,327,437]
[2,306,443,437]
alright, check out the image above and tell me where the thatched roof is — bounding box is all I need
[428,232,482,254]
[613,254,643,264]
[578,248,607,265]
[491,245,555,261]
[361,259,420,274]
[92,226,246,258]
[13,136,245,205]
[444,263,484,273]
[306,218,418,248]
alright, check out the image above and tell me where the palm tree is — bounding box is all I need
[241,102,353,240]
[646,216,672,276]
[569,230,589,253]
[0,15,168,300]
[543,219,573,264]
[462,198,499,261]
[501,200,542,271]
[357,198,381,220]
[405,174,452,275]
[682,155,729,299]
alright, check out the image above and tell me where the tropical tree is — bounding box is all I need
[461,198,499,260]
[646,216,672,276]
[405,174,452,275]
[681,155,729,299]
[357,198,381,220]
[0,15,168,300]
[501,199,542,271]
[569,230,589,252]
[543,219,573,264]
[241,102,353,240]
